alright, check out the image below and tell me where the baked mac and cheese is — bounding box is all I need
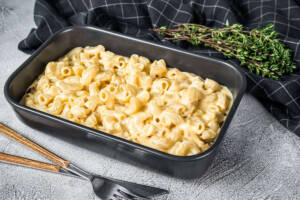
[21,45,232,156]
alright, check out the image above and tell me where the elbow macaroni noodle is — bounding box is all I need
[21,45,232,156]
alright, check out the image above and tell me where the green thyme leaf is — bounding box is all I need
[152,23,296,80]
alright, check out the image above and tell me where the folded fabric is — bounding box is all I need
[19,0,300,136]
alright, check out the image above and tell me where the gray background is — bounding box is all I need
[0,0,299,199]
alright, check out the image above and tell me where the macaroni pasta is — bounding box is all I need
[21,45,232,156]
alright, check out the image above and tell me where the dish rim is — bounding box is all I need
[4,25,247,161]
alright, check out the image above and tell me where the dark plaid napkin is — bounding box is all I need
[19,0,300,136]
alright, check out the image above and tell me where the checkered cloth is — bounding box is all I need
[19,0,300,136]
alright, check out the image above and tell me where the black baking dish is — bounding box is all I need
[4,26,246,178]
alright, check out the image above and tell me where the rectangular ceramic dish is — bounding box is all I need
[4,26,246,178]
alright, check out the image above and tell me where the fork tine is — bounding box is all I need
[131,197,151,200]
[112,193,131,200]
[117,189,150,200]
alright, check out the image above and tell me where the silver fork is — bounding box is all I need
[0,123,168,200]
[66,163,157,200]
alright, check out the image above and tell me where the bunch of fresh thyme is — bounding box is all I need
[153,23,296,80]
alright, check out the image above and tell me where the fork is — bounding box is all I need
[0,123,168,200]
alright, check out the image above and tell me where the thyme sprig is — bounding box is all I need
[153,23,296,80]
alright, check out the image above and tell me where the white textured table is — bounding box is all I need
[0,1,300,199]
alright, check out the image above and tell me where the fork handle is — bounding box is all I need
[0,152,61,172]
[0,123,69,168]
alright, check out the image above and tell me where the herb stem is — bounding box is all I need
[153,23,296,79]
